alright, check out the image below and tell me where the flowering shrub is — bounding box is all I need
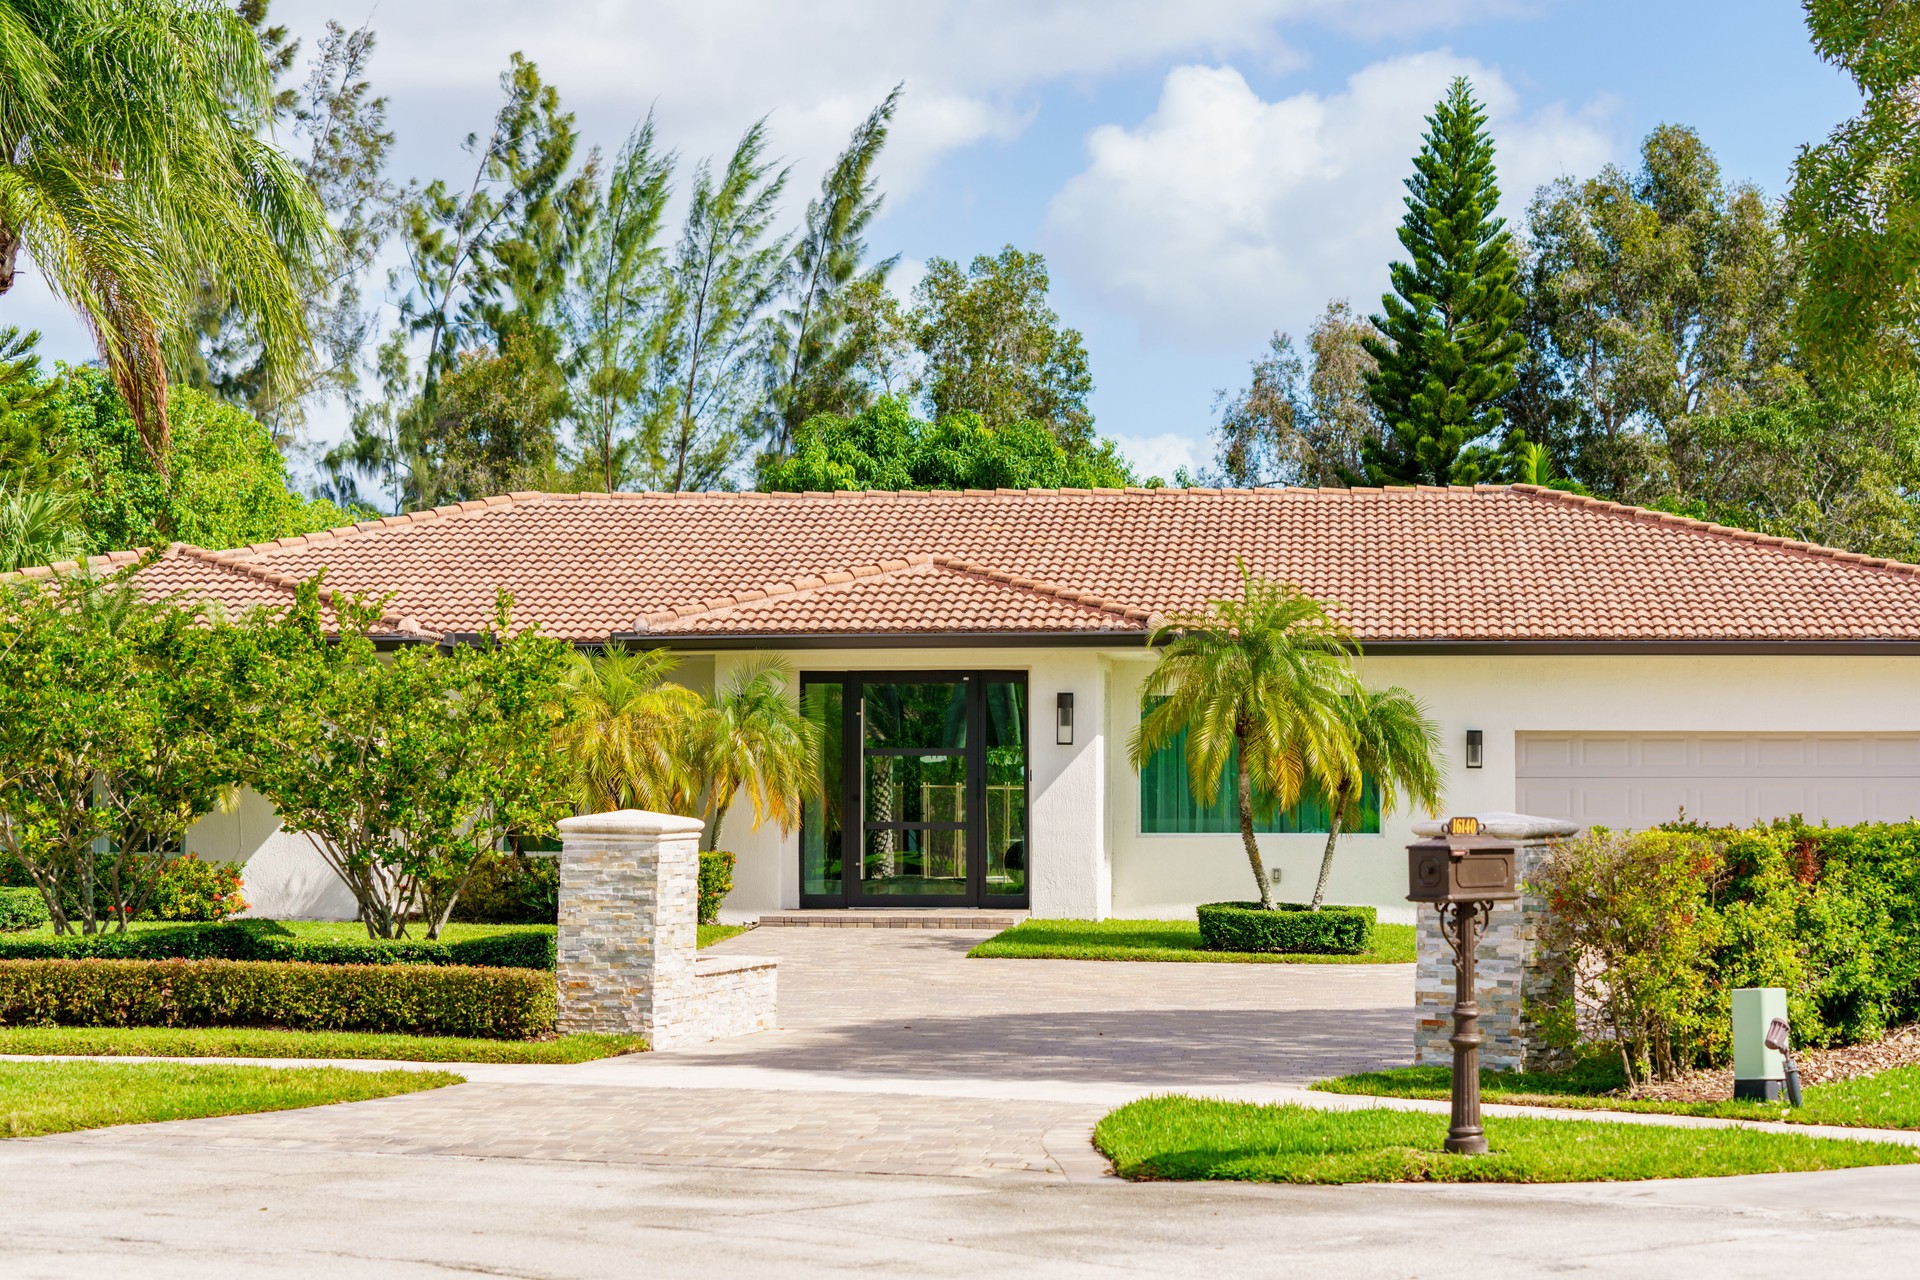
[147,855,248,922]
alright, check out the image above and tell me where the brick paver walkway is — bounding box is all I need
[56,928,1414,1180]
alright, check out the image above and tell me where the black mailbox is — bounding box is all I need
[1407,823,1520,904]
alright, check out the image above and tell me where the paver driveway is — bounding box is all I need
[53,927,1414,1180]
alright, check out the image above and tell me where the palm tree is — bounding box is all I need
[0,481,80,571]
[1130,565,1358,910]
[1309,685,1444,910]
[0,0,330,472]
[693,657,818,852]
[553,646,706,815]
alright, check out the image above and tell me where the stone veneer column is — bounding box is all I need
[1412,820,1577,1074]
[555,808,705,1038]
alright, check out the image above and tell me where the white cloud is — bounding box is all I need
[1113,430,1203,482]
[1043,53,1613,349]
[266,1,1524,197]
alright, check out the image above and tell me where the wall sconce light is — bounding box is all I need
[1056,692,1075,746]
[1465,729,1484,769]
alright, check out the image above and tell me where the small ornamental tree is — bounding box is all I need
[244,584,576,939]
[691,658,819,853]
[1128,566,1358,910]
[1308,685,1444,910]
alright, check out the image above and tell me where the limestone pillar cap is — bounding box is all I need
[557,809,708,838]
[1410,811,1580,840]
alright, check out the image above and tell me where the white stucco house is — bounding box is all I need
[87,483,1920,924]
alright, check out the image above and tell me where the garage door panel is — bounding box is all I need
[1515,734,1920,830]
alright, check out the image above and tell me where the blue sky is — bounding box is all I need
[4,1,1861,489]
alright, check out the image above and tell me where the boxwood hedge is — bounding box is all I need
[0,921,555,970]
[0,887,50,933]
[1196,902,1377,955]
[0,957,554,1039]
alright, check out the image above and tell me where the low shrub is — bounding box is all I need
[0,921,557,970]
[147,855,249,922]
[449,853,560,925]
[0,957,555,1039]
[1196,902,1376,955]
[0,888,50,933]
[699,851,736,925]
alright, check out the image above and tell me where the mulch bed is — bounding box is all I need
[1629,1024,1920,1102]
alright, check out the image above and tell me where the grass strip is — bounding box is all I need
[1094,1095,1920,1183]
[698,924,748,948]
[0,1060,459,1139]
[0,1026,645,1063]
[968,918,1415,964]
[1313,1061,1920,1130]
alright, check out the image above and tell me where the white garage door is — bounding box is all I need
[1515,733,1920,829]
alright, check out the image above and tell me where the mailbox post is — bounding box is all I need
[1407,816,1521,1155]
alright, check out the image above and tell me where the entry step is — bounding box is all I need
[755,909,1027,931]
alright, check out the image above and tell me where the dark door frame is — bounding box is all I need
[799,670,1030,909]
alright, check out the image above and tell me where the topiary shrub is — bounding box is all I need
[0,957,555,1038]
[0,887,50,933]
[1196,902,1377,955]
[147,855,249,921]
[699,851,736,925]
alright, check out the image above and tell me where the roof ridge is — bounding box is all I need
[228,492,541,559]
[170,545,428,636]
[928,555,1156,625]
[1509,484,1920,580]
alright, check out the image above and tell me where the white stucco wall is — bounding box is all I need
[1106,651,1920,923]
[183,786,358,920]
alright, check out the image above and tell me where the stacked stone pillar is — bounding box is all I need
[1412,816,1578,1073]
[555,808,776,1049]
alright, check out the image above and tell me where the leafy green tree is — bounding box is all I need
[765,86,902,455]
[564,116,676,493]
[1787,1,1920,381]
[644,121,790,491]
[418,326,568,503]
[911,247,1094,447]
[1309,686,1443,911]
[1524,126,1797,498]
[37,368,353,554]
[1211,300,1384,487]
[244,588,576,939]
[691,658,818,853]
[1362,78,1526,485]
[0,0,330,472]
[554,646,706,815]
[758,396,1136,492]
[1129,568,1358,911]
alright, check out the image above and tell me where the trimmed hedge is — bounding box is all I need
[699,851,736,926]
[0,921,556,970]
[0,957,554,1039]
[0,888,50,933]
[1197,902,1377,955]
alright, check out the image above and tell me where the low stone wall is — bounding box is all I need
[1414,837,1568,1074]
[556,809,778,1047]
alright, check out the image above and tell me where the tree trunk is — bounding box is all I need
[0,225,18,294]
[1311,788,1348,911]
[1235,743,1273,910]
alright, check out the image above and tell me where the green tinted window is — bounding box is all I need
[1138,722,1378,835]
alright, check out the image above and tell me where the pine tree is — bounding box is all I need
[1361,78,1526,485]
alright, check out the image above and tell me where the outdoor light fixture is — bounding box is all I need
[1465,729,1484,769]
[1056,691,1075,745]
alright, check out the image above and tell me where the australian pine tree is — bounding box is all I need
[1360,78,1527,485]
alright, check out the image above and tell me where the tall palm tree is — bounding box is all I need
[1130,565,1359,910]
[694,657,818,852]
[0,0,330,472]
[1309,685,1444,910]
[553,646,705,815]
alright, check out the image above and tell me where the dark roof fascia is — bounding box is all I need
[602,632,1920,656]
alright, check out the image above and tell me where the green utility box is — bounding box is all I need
[1732,987,1788,1102]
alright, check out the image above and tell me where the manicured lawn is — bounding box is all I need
[0,1026,647,1063]
[1313,1061,1920,1130]
[0,1060,459,1139]
[968,917,1415,964]
[1094,1095,1920,1183]
[7,919,743,949]
[699,924,748,948]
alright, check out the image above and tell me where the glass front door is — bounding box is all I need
[800,672,1028,907]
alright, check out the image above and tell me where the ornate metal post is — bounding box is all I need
[1437,899,1493,1155]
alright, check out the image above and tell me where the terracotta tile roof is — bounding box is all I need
[68,483,1920,645]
